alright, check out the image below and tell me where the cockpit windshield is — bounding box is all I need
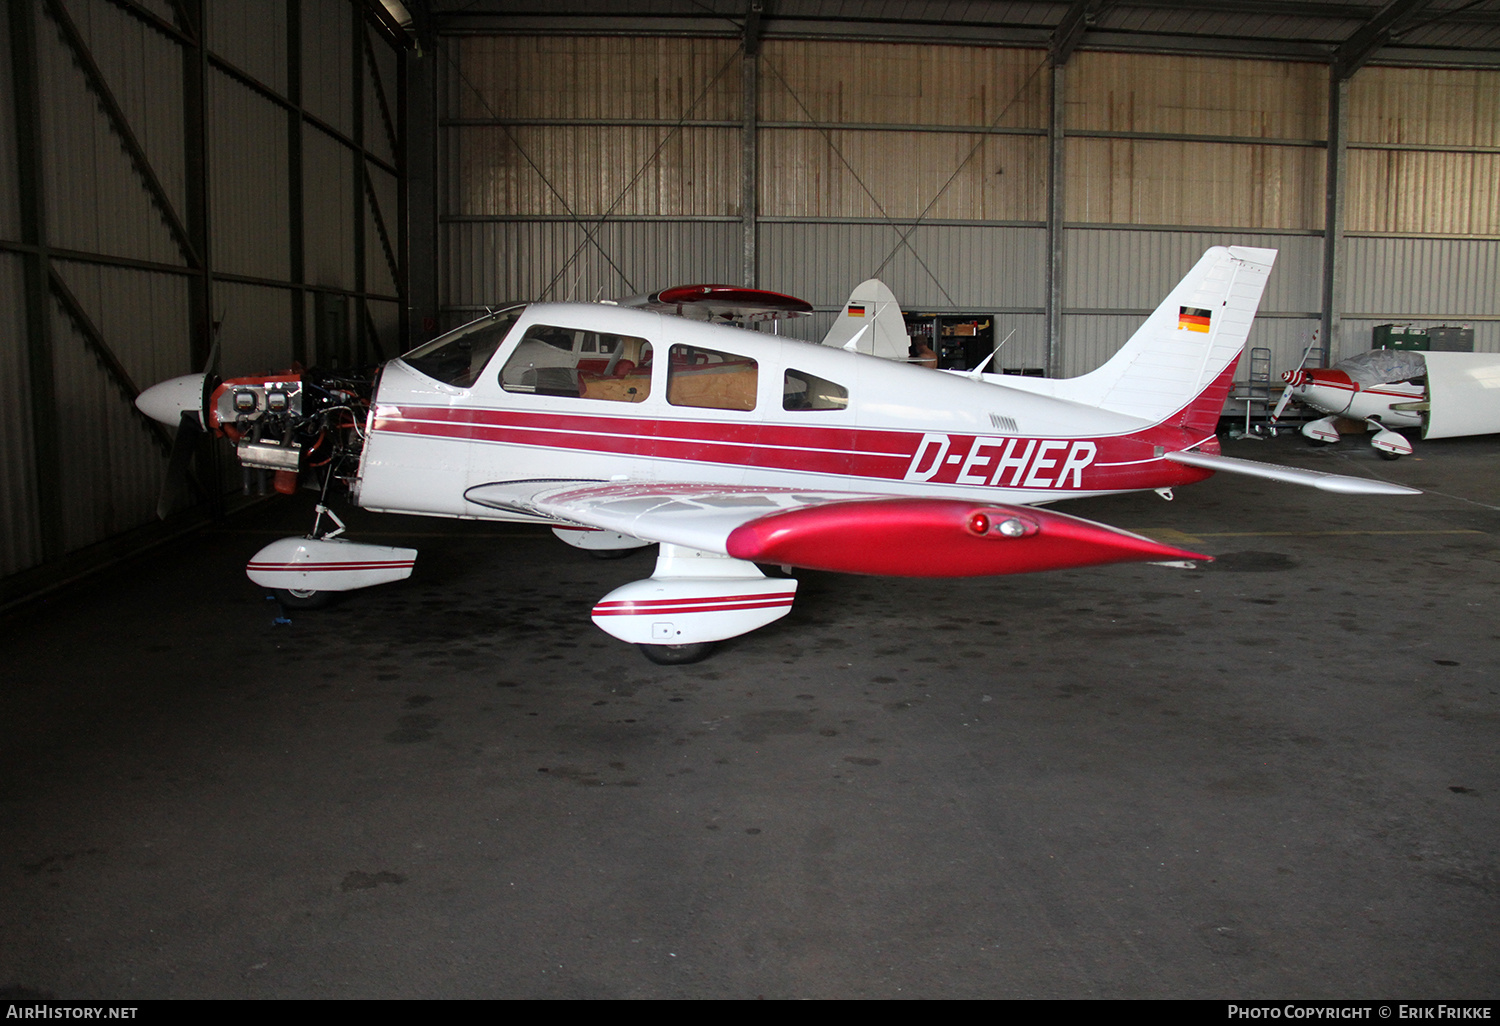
[400,306,526,387]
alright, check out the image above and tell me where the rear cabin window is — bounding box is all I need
[499,325,653,403]
[666,345,758,411]
[783,369,848,411]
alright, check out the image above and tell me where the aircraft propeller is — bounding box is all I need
[1271,337,1320,424]
[143,319,222,519]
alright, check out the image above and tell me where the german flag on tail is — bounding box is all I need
[1178,307,1211,333]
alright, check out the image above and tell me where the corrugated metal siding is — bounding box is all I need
[1343,237,1500,319]
[1066,137,1324,230]
[38,0,185,266]
[1067,53,1325,140]
[368,298,401,358]
[209,68,291,280]
[0,254,43,577]
[759,130,1046,221]
[448,125,741,218]
[49,285,165,555]
[759,41,1047,129]
[1350,68,1500,148]
[759,221,1044,313]
[445,36,742,121]
[52,258,192,388]
[301,0,352,138]
[207,0,289,94]
[364,22,398,169]
[1064,228,1322,314]
[366,163,400,298]
[303,127,356,290]
[60,0,187,216]
[212,280,294,379]
[1346,150,1499,236]
[1062,229,1322,377]
[442,219,739,308]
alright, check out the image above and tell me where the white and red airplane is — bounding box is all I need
[137,246,1418,663]
[1274,347,1500,459]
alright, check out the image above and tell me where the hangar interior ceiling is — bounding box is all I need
[3,0,1499,596]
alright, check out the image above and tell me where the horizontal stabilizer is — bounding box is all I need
[1164,450,1421,495]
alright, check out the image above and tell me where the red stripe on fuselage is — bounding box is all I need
[373,406,1214,492]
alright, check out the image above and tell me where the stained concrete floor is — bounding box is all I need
[1,434,1497,999]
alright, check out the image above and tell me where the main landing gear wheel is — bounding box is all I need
[273,587,333,609]
[638,642,716,665]
[1377,450,1402,461]
[587,547,638,560]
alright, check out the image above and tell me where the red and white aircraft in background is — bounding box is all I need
[1274,347,1500,459]
[137,246,1418,663]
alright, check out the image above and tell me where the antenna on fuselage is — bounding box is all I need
[965,328,1016,381]
[840,324,871,352]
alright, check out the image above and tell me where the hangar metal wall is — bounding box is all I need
[0,0,407,591]
[437,35,1498,380]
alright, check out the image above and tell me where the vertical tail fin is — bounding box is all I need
[821,279,911,361]
[1025,246,1277,431]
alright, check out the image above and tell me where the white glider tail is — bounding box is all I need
[821,278,910,360]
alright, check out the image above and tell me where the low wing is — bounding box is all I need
[1164,450,1421,495]
[464,480,1208,577]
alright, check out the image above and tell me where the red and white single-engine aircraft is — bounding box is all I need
[137,246,1418,663]
[1274,347,1500,459]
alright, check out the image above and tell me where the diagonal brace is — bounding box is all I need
[44,0,201,268]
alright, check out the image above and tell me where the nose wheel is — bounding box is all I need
[638,642,716,665]
[274,587,332,609]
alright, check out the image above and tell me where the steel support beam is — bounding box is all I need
[353,1,369,367]
[10,0,64,563]
[405,2,438,342]
[395,16,410,348]
[1334,0,1431,80]
[1045,64,1066,379]
[288,0,307,366]
[741,49,758,288]
[179,0,220,514]
[741,2,763,288]
[1320,70,1348,367]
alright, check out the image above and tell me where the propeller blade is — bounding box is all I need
[156,412,203,520]
[1271,383,1295,422]
[199,316,224,425]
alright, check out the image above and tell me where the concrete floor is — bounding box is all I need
[1,433,1497,999]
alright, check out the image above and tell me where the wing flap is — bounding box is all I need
[1164,450,1421,495]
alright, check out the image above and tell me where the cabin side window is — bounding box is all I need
[666,345,758,411]
[783,369,848,411]
[498,324,653,403]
